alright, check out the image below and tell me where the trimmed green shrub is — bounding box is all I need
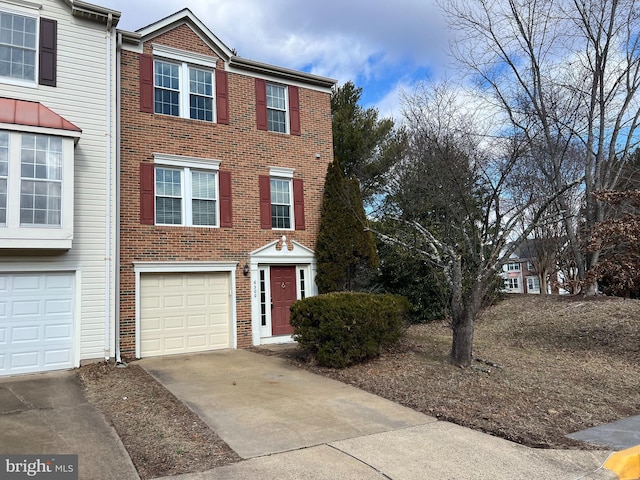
[290,292,410,368]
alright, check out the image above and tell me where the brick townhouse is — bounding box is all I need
[117,9,336,359]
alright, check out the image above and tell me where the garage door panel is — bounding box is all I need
[13,300,40,317]
[12,325,40,342]
[140,273,231,357]
[164,316,186,329]
[187,315,206,328]
[0,273,75,376]
[187,294,206,307]
[44,349,72,366]
[44,323,72,340]
[12,351,39,369]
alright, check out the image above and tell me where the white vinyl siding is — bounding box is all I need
[0,0,117,364]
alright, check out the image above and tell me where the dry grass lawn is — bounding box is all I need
[282,294,640,449]
[78,294,639,478]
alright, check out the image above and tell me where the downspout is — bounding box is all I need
[115,30,124,366]
[104,13,113,362]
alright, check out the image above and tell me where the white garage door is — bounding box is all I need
[0,272,75,376]
[140,273,231,357]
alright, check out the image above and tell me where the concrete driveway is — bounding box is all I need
[0,370,139,480]
[140,350,614,480]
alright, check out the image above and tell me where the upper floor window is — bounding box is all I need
[0,131,8,224]
[154,60,214,121]
[0,11,37,82]
[259,168,305,230]
[270,177,291,229]
[155,166,218,226]
[507,262,521,271]
[266,83,287,133]
[20,133,62,225]
[255,79,301,135]
[139,153,233,228]
[0,128,76,249]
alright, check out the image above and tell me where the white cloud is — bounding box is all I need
[104,0,452,104]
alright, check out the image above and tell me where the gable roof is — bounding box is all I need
[119,9,337,90]
[0,98,82,134]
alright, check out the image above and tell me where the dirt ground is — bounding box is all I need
[77,294,640,477]
[77,363,240,479]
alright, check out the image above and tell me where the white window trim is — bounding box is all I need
[526,276,541,292]
[0,130,74,249]
[0,3,40,88]
[269,166,294,178]
[507,262,521,271]
[269,167,295,230]
[266,82,289,134]
[152,43,218,69]
[153,153,221,228]
[152,50,216,121]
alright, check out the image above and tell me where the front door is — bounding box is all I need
[270,266,297,335]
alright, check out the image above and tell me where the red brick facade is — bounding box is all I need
[119,14,334,358]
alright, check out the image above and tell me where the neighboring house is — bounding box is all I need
[117,10,336,359]
[502,240,541,294]
[0,0,119,375]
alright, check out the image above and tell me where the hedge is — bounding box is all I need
[290,292,410,368]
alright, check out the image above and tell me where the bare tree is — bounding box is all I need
[373,82,578,366]
[443,0,640,293]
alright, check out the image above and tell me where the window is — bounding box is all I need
[259,168,305,230]
[0,11,37,82]
[299,269,306,299]
[0,131,7,224]
[507,262,521,271]
[154,60,214,121]
[0,129,74,249]
[527,261,535,271]
[270,177,291,229]
[255,79,301,135]
[505,278,519,290]
[20,134,62,225]
[527,276,540,292]
[155,166,218,227]
[141,154,232,227]
[266,83,286,133]
[260,270,267,327]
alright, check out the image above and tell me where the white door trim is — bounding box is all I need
[249,238,317,346]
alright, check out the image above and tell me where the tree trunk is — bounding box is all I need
[450,307,475,367]
[539,272,548,296]
[449,258,483,367]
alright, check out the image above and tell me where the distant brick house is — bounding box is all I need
[117,9,336,359]
[502,240,542,294]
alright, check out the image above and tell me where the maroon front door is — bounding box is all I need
[270,266,297,335]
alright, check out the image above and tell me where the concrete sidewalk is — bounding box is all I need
[141,350,616,480]
[0,370,139,480]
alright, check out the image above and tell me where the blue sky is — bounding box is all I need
[100,0,452,120]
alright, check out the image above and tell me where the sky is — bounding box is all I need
[100,0,453,120]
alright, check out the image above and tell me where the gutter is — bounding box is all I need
[115,31,124,365]
[104,13,114,362]
[229,56,337,89]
